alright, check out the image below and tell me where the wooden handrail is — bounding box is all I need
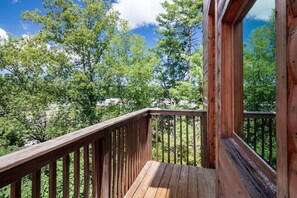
[0,108,210,197]
[244,111,276,119]
[149,108,207,116]
[0,108,151,197]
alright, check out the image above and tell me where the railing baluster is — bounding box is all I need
[32,170,41,198]
[247,118,251,144]
[118,127,122,198]
[180,115,183,165]
[49,161,57,198]
[92,141,100,198]
[137,120,140,177]
[101,134,111,198]
[125,125,129,193]
[74,150,80,198]
[148,115,152,161]
[254,118,257,151]
[174,115,177,164]
[121,127,125,197]
[193,116,196,166]
[186,116,189,165]
[84,145,90,198]
[168,115,170,163]
[132,121,136,183]
[155,115,159,161]
[200,113,208,167]
[161,115,164,162]
[261,118,266,159]
[11,180,21,198]
[127,123,132,189]
[63,155,70,198]
[269,119,273,165]
[113,131,117,198]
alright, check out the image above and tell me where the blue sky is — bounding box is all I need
[0,0,274,47]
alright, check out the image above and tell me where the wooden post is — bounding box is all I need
[10,180,21,198]
[147,114,152,161]
[233,21,244,138]
[63,155,70,198]
[100,133,111,198]
[74,150,80,198]
[49,161,57,198]
[92,140,100,198]
[32,170,41,198]
[201,112,209,168]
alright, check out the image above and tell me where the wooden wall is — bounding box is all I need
[203,0,215,169]
[202,0,290,197]
[283,0,297,197]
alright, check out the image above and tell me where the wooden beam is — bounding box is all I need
[276,0,288,197]
[233,21,244,138]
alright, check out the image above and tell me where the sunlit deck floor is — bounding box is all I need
[125,161,216,198]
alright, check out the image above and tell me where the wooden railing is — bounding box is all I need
[0,108,276,197]
[149,109,208,167]
[0,108,209,197]
[243,112,276,168]
[0,109,152,198]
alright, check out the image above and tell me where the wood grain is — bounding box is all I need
[63,155,70,198]
[10,180,21,198]
[125,161,216,198]
[276,1,288,197]
[32,170,41,198]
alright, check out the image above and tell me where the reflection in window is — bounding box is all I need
[242,0,276,168]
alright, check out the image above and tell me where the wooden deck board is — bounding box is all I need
[155,163,174,197]
[165,164,181,198]
[125,161,216,198]
[143,162,166,198]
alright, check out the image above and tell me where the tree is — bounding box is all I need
[154,0,203,100]
[0,35,63,145]
[103,24,158,113]
[243,12,276,112]
[22,0,119,126]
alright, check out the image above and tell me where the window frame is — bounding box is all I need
[219,0,276,183]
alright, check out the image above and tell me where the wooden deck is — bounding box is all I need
[125,161,216,198]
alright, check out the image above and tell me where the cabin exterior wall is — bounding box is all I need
[203,0,295,197]
[282,0,297,197]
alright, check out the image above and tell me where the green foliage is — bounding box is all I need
[169,49,203,106]
[22,0,120,126]
[154,0,203,101]
[151,116,201,165]
[0,0,160,154]
[243,12,276,112]
[103,26,158,113]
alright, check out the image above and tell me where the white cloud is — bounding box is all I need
[12,0,19,4]
[0,28,8,44]
[246,0,274,21]
[112,0,166,29]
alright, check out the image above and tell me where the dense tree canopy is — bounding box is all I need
[0,0,158,154]
[243,12,276,112]
[154,0,203,103]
